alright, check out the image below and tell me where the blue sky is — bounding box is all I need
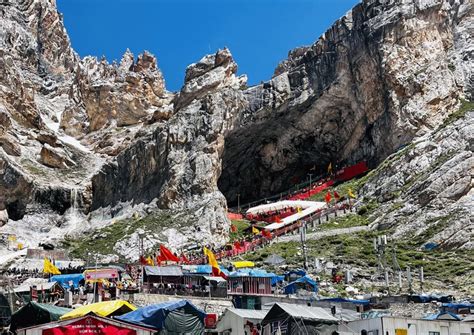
[57,0,358,91]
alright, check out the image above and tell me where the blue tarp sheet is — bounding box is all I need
[229,269,283,285]
[424,312,461,321]
[283,275,318,294]
[116,299,206,330]
[49,274,84,289]
[319,297,370,305]
[284,269,306,277]
[442,302,474,309]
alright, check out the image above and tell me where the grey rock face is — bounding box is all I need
[0,0,472,253]
[360,111,473,249]
[219,0,473,203]
[90,49,246,245]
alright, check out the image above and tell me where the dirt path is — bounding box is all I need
[277,225,370,243]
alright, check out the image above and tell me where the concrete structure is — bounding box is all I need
[339,316,474,335]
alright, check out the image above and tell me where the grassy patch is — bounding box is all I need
[229,219,251,242]
[439,99,473,129]
[21,159,48,177]
[247,227,473,290]
[318,213,369,230]
[62,211,187,260]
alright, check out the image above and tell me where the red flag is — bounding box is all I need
[230,224,237,232]
[262,230,272,239]
[139,256,148,265]
[159,245,180,262]
[334,191,340,200]
[275,216,282,223]
[180,253,190,264]
[325,191,332,203]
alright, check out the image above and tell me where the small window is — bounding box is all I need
[429,332,440,335]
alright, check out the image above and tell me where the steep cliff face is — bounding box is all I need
[90,49,247,246]
[0,0,472,258]
[219,0,473,203]
[0,0,241,250]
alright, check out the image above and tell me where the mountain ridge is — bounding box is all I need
[0,0,472,263]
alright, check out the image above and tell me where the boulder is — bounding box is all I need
[0,136,21,156]
[36,131,58,147]
[39,144,75,169]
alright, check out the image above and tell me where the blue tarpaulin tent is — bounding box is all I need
[49,274,84,289]
[116,300,206,334]
[283,275,318,294]
[229,268,284,285]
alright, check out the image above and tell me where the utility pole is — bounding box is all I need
[300,221,308,270]
[407,267,413,295]
[420,266,424,293]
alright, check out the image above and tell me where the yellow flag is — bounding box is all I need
[146,256,154,266]
[17,243,23,250]
[297,206,302,213]
[252,226,260,234]
[43,258,61,275]
[348,188,357,199]
[327,162,332,173]
[203,247,219,269]
[8,235,16,242]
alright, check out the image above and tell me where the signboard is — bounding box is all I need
[84,269,119,281]
[42,316,136,335]
[204,313,217,329]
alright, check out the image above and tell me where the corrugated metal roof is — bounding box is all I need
[14,281,60,293]
[275,303,339,322]
[144,266,183,276]
[228,308,267,319]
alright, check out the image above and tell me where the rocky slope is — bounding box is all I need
[0,0,472,261]
[361,107,473,250]
[219,0,473,203]
[0,0,243,253]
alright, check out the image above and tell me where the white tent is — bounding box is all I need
[216,308,267,335]
[246,200,326,231]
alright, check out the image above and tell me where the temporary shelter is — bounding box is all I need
[16,314,156,335]
[10,302,71,331]
[144,265,183,285]
[14,281,64,303]
[264,254,285,266]
[116,299,206,334]
[232,261,255,269]
[60,300,136,320]
[216,308,267,335]
[261,302,338,335]
[49,273,84,290]
[0,293,11,328]
[283,275,318,294]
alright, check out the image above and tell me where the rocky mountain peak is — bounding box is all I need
[0,0,472,263]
